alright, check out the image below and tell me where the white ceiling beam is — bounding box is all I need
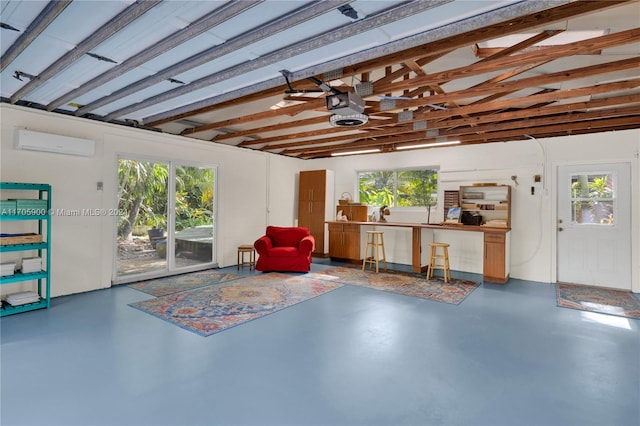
[46,0,264,111]
[9,0,162,104]
[0,0,72,73]
[141,0,565,125]
[103,0,453,120]
[75,0,353,117]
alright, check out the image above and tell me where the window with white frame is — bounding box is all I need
[358,168,438,207]
[569,172,616,225]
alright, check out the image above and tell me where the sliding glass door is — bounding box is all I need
[114,157,216,284]
[174,164,215,270]
[116,159,169,278]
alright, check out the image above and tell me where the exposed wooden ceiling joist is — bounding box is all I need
[146,0,631,127]
[2,0,637,158]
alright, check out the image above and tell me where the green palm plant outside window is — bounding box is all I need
[570,173,614,225]
[358,169,438,211]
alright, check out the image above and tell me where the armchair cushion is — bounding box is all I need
[267,247,299,257]
[254,226,315,272]
[267,226,311,247]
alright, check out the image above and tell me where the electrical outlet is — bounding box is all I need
[97,181,103,191]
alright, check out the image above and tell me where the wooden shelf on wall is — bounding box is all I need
[443,190,459,222]
[459,185,511,228]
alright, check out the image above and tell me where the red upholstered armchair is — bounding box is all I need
[254,226,315,272]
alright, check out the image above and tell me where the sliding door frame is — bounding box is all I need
[112,154,218,285]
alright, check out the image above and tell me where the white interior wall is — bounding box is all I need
[545,131,640,293]
[266,154,303,227]
[309,131,640,292]
[0,104,301,297]
[309,141,548,278]
[1,104,638,296]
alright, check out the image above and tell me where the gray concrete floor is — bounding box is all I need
[1,260,638,426]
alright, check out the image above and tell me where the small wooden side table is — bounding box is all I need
[237,245,255,270]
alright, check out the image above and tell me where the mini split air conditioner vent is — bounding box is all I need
[14,129,95,157]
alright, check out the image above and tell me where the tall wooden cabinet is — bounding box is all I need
[298,170,334,255]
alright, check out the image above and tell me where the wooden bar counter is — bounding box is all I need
[326,221,510,283]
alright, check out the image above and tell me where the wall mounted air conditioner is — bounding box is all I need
[14,129,95,157]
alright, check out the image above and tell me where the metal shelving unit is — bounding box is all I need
[0,182,51,316]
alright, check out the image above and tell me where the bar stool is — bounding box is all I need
[237,244,255,270]
[362,231,387,273]
[427,242,451,282]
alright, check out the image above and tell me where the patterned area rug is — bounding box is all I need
[556,283,640,319]
[308,267,479,305]
[128,270,242,296]
[129,273,342,336]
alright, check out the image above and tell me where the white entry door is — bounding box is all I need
[557,163,631,290]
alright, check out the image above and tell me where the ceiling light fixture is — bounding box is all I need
[331,148,380,157]
[329,113,368,127]
[396,140,461,150]
[278,70,369,127]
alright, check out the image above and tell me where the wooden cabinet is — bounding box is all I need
[298,170,334,255]
[328,204,368,261]
[328,223,361,261]
[336,205,368,222]
[459,185,511,228]
[483,231,510,283]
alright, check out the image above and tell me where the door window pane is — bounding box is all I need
[570,173,615,225]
